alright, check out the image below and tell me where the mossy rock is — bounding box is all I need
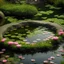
[0,11,5,26]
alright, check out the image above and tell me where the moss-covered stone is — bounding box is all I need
[0,11,5,26]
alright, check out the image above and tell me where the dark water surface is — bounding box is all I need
[0,44,64,64]
[14,44,64,64]
[3,26,54,43]
[1,25,64,64]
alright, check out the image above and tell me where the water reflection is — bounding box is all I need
[0,44,64,64]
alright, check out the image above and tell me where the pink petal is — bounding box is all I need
[1,49,6,52]
[16,44,21,48]
[1,38,6,42]
[18,56,22,59]
[52,36,59,40]
[8,41,14,45]
[2,59,7,63]
[13,42,18,45]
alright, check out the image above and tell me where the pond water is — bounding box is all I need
[3,25,54,43]
[1,23,64,64]
[0,43,64,64]
[26,31,53,43]
[16,44,64,64]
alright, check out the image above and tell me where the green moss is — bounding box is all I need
[0,4,38,18]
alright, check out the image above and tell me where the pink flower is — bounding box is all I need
[52,36,59,40]
[16,44,21,48]
[18,56,22,59]
[2,59,7,63]
[58,31,64,35]
[13,42,18,45]
[59,49,64,52]
[50,56,55,59]
[1,38,6,42]
[8,41,14,45]
[0,51,4,54]
[48,58,52,61]
[1,49,6,52]
[58,29,64,35]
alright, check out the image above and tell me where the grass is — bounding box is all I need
[0,38,53,52]
[0,33,63,52]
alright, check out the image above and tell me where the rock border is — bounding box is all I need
[0,21,63,38]
[0,21,64,52]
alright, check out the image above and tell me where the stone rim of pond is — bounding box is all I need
[0,21,64,52]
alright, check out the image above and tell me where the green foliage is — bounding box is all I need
[48,0,64,5]
[35,10,54,20]
[5,16,18,23]
[0,0,6,6]
[61,61,64,64]
[0,4,38,18]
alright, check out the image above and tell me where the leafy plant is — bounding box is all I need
[0,4,38,18]
[61,61,64,64]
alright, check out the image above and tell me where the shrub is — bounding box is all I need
[0,4,38,18]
